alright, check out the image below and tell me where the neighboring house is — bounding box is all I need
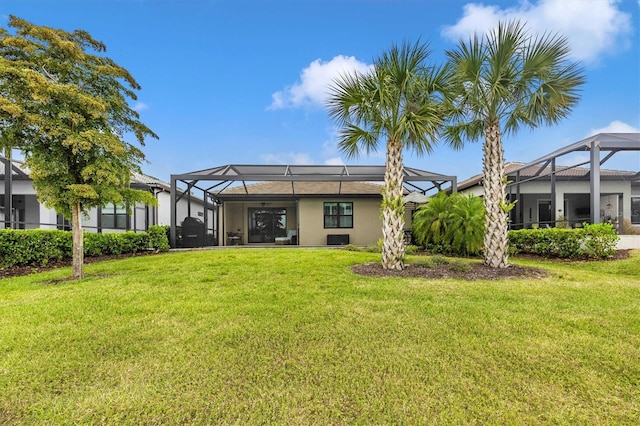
[458,163,640,230]
[457,133,640,231]
[170,164,456,247]
[0,155,212,234]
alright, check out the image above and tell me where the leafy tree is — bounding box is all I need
[327,40,449,270]
[443,20,585,268]
[0,16,158,279]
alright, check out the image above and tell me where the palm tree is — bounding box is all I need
[327,41,449,270]
[412,191,484,256]
[443,20,585,268]
[412,190,453,251]
[447,193,485,256]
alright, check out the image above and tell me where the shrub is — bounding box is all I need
[0,226,170,269]
[429,255,450,266]
[412,192,484,256]
[404,244,419,255]
[411,257,435,268]
[0,229,72,268]
[508,223,618,259]
[449,258,471,273]
[582,223,619,258]
[147,225,170,252]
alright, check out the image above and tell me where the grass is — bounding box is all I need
[1,248,639,424]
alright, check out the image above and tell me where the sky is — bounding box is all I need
[1,0,639,184]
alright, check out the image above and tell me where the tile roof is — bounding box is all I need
[458,162,638,190]
[1,156,171,191]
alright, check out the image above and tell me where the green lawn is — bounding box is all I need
[1,248,639,425]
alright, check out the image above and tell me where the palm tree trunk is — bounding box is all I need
[381,138,405,271]
[482,119,509,268]
[71,202,84,279]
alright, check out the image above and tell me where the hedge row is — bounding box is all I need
[0,225,170,268]
[508,223,619,259]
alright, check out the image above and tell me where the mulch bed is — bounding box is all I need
[351,262,549,281]
[352,249,631,281]
[0,252,158,280]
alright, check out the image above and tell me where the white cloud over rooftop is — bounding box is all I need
[441,0,633,64]
[588,120,639,136]
[268,55,372,110]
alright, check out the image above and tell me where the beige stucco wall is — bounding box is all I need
[219,198,423,246]
[298,198,382,246]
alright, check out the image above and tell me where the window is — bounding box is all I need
[56,214,71,231]
[101,203,128,229]
[632,197,640,224]
[324,202,353,228]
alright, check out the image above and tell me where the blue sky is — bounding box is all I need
[1,0,639,183]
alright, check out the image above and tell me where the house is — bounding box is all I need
[169,164,456,247]
[456,133,640,230]
[0,155,212,234]
[458,162,639,229]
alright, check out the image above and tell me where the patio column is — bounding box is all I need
[515,171,521,229]
[590,143,601,224]
[550,158,556,226]
[170,175,177,248]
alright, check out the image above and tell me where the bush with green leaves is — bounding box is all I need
[0,226,170,269]
[147,225,171,252]
[508,223,618,259]
[0,229,72,268]
[412,191,485,256]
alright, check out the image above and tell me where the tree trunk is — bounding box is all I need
[71,202,84,279]
[381,138,405,271]
[482,119,509,268]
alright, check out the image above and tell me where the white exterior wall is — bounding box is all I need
[39,204,58,230]
[157,191,172,226]
[1,177,174,233]
[466,178,634,226]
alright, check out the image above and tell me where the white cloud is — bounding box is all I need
[442,0,633,64]
[133,101,149,112]
[324,157,344,166]
[268,55,372,110]
[260,152,315,165]
[586,121,640,172]
[587,120,640,136]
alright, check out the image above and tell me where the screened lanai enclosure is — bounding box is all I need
[169,164,457,248]
[506,133,639,229]
[457,133,640,230]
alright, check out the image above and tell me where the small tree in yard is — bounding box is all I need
[0,16,158,279]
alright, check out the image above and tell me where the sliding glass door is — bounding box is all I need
[248,208,287,243]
